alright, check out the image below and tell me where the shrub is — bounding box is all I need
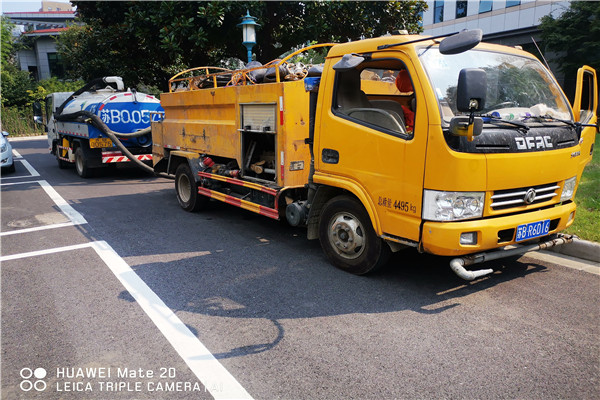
[1,105,44,136]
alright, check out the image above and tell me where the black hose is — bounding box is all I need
[55,77,121,117]
[56,110,174,180]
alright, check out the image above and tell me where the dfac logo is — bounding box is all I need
[20,367,47,392]
[515,136,553,150]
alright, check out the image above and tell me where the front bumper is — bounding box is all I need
[1,154,13,168]
[421,201,576,256]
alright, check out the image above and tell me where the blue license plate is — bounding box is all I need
[515,220,550,242]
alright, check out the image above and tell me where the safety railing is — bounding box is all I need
[168,43,336,93]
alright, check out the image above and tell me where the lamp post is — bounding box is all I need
[237,10,259,64]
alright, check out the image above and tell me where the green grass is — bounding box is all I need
[1,106,44,136]
[566,147,600,242]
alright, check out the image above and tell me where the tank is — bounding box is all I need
[61,88,163,147]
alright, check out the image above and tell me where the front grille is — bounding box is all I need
[491,182,560,210]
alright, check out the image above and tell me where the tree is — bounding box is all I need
[59,1,427,91]
[539,1,600,100]
[1,16,35,107]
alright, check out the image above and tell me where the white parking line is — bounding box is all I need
[19,158,41,177]
[0,179,87,236]
[0,222,79,237]
[2,152,253,399]
[9,149,41,177]
[2,241,253,400]
[1,156,41,180]
[37,180,86,225]
[0,242,91,262]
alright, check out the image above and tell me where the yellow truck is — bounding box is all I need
[151,30,598,280]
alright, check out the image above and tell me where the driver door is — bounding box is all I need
[316,55,427,242]
[573,66,598,170]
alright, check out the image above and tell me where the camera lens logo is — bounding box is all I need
[20,368,47,392]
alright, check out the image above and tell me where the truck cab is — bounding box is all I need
[310,33,596,274]
[41,91,73,146]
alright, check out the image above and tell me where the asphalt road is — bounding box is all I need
[2,137,599,399]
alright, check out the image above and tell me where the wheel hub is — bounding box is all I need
[329,212,365,259]
[177,174,191,203]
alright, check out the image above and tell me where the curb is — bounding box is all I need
[550,238,600,263]
[9,135,47,142]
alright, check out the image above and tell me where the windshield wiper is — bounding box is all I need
[524,115,575,128]
[480,114,530,132]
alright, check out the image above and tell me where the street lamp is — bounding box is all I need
[237,10,259,64]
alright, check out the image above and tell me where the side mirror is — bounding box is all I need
[453,68,486,142]
[2,131,9,137]
[457,68,487,112]
[33,102,43,125]
[449,116,483,139]
[439,29,482,55]
[33,101,42,116]
[333,54,365,72]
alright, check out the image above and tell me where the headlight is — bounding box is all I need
[423,190,485,221]
[560,176,577,202]
[0,144,7,153]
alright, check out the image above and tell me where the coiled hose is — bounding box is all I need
[56,110,174,180]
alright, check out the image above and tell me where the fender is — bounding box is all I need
[167,150,200,176]
[311,171,382,235]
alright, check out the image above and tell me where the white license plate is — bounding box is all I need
[515,219,550,242]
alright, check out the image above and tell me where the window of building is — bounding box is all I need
[27,66,39,80]
[479,0,493,13]
[433,1,444,23]
[47,53,65,79]
[456,1,468,18]
[506,0,521,7]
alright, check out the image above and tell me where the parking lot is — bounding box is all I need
[1,137,599,399]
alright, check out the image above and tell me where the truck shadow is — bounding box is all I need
[109,199,547,360]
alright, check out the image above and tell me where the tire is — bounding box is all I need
[175,163,208,212]
[74,147,93,178]
[318,195,391,275]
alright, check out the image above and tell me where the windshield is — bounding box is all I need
[419,48,573,123]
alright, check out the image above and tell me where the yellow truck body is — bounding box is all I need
[152,32,597,279]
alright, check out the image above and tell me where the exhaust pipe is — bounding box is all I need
[449,234,574,280]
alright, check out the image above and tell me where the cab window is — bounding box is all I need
[332,60,416,139]
[45,96,53,122]
[578,70,595,124]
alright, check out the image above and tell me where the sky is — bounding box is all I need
[1,1,73,13]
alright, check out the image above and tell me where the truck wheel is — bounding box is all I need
[75,147,93,178]
[175,163,207,212]
[318,195,390,275]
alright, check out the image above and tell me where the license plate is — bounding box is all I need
[515,219,550,242]
[89,138,114,148]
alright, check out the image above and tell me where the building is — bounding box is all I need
[3,1,75,81]
[421,1,572,90]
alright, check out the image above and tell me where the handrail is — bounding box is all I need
[169,66,231,82]
[169,67,232,93]
[274,43,336,83]
[168,42,337,92]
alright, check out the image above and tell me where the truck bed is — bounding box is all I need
[152,79,312,189]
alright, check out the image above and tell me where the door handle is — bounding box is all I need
[322,148,339,164]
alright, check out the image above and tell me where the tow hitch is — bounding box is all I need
[450,234,574,280]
